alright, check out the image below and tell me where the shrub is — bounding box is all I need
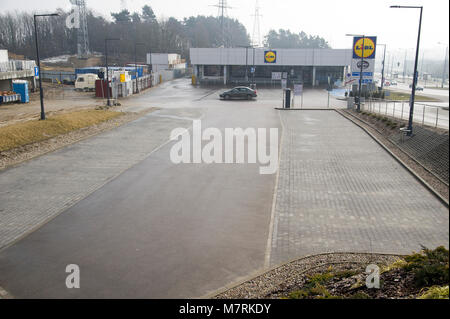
[404,246,449,288]
[347,292,372,299]
[418,286,449,299]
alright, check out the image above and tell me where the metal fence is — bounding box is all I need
[361,98,449,129]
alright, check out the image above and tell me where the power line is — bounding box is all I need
[70,0,90,58]
[211,0,232,47]
[251,0,262,47]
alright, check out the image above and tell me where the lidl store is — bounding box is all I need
[190,48,353,87]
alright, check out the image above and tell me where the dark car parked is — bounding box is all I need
[409,84,424,91]
[220,87,257,100]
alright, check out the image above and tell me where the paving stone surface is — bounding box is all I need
[269,110,449,266]
[0,109,201,250]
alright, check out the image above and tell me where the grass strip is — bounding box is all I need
[0,110,122,152]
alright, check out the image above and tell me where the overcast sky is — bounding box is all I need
[2,0,449,60]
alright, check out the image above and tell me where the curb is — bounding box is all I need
[274,108,334,111]
[336,109,449,208]
[199,251,403,299]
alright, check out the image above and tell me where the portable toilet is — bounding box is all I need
[12,80,29,103]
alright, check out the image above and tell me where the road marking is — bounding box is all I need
[264,110,284,269]
[195,89,222,101]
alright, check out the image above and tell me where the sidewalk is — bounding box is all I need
[0,108,202,250]
[268,110,449,266]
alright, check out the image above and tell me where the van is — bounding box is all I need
[75,73,99,92]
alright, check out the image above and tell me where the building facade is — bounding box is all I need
[0,49,36,91]
[190,48,352,87]
[146,53,187,73]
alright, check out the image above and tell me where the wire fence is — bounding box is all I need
[361,98,449,130]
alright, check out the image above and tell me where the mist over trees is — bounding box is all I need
[264,29,330,49]
[0,5,250,62]
[0,4,343,66]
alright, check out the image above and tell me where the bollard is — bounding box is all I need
[436,107,439,128]
[393,102,396,118]
[327,91,330,108]
[401,102,404,120]
[422,106,426,126]
[285,89,291,109]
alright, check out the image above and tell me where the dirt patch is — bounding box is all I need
[214,247,449,299]
[213,253,399,299]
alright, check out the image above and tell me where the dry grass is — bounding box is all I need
[0,110,122,152]
[386,90,441,102]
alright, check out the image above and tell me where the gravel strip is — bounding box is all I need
[0,108,157,171]
[337,109,449,202]
[213,253,400,299]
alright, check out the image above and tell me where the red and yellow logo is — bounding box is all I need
[354,38,376,59]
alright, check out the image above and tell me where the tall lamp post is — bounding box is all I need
[135,42,145,94]
[105,38,120,107]
[252,46,256,88]
[390,5,423,136]
[437,42,448,89]
[237,45,254,85]
[34,13,59,120]
[378,44,387,90]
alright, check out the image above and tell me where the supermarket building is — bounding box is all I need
[190,48,353,87]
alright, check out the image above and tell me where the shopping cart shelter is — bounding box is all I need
[190,48,353,87]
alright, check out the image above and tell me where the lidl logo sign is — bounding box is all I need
[264,50,277,63]
[353,37,377,59]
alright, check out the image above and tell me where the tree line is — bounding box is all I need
[0,5,332,63]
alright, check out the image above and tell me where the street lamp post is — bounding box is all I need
[378,44,387,90]
[438,42,448,89]
[237,45,253,85]
[390,5,423,136]
[135,42,145,94]
[33,13,59,120]
[105,38,120,107]
[252,46,256,88]
[403,49,407,83]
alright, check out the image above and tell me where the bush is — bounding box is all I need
[347,292,372,299]
[418,286,449,299]
[404,246,449,288]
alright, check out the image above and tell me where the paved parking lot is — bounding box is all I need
[0,79,447,298]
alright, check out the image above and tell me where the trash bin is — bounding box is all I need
[285,88,291,109]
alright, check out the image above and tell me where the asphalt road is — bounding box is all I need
[0,79,281,298]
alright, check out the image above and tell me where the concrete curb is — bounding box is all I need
[274,108,335,111]
[336,109,449,208]
[199,251,403,299]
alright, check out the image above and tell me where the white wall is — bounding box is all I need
[0,50,8,63]
[190,48,353,67]
[147,53,185,72]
